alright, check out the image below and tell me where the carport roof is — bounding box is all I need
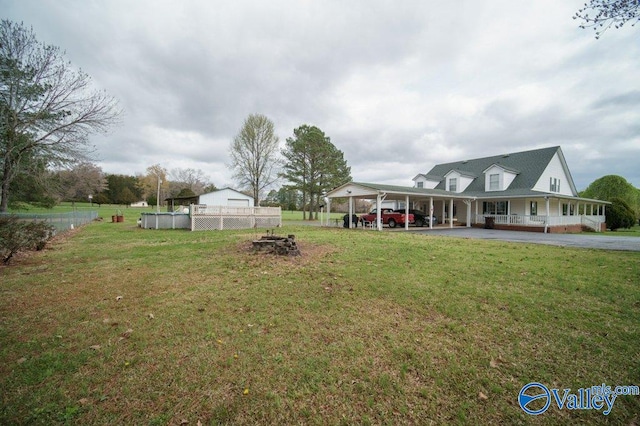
[326,181,474,201]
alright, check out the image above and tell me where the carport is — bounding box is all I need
[324,182,476,231]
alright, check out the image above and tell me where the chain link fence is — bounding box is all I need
[0,210,99,234]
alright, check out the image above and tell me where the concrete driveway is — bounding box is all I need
[410,227,640,252]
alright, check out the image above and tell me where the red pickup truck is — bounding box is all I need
[359,208,415,228]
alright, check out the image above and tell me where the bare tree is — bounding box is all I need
[140,164,168,208]
[55,162,107,203]
[0,20,121,212]
[228,114,280,206]
[169,167,211,194]
[574,0,640,38]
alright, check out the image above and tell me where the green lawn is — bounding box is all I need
[6,203,346,222]
[1,216,639,424]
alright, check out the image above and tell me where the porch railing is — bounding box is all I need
[473,214,605,232]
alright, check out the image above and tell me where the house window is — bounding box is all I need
[562,203,568,216]
[416,181,423,188]
[483,201,509,215]
[530,201,538,216]
[489,174,500,190]
[550,177,560,192]
[449,178,457,192]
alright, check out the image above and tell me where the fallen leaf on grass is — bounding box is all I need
[490,355,506,368]
[90,345,101,350]
[17,357,27,364]
[243,388,249,395]
[116,296,123,301]
[478,392,488,400]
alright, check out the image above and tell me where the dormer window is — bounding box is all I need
[443,170,475,193]
[449,178,457,192]
[489,174,499,190]
[483,164,519,192]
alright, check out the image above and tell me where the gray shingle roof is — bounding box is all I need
[425,146,561,194]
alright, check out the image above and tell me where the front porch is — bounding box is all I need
[470,214,606,233]
[325,182,609,234]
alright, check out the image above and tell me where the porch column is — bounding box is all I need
[475,200,478,225]
[449,198,454,228]
[442,201,446,225]
[545,197,550,234]
[326,198,331,226]
[405,195,410,230]
[429,197,434,229]
[603,204,606,217]
[465,200,472,227]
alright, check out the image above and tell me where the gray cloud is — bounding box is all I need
[3,0,639,190]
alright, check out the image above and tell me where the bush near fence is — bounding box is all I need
[0,216,56,264]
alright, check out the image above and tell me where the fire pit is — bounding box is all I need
[252,233,301,256]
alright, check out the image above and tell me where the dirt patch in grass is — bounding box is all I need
[234,238,338,267]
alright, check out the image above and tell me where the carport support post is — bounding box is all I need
[405,195,409,230]
[348,196,354,228]
[376,193,383,231]
[429,197,434,229]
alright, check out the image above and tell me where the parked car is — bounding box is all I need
[359,208,414,228]
[393,209,437,227]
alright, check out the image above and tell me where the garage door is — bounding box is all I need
[228,199,250,207]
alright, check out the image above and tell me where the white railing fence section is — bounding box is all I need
[190,205,282,231]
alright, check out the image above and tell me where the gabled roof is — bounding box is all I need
[412,173,443,182]
[444,169,478,178]
[326,181,474,200]
[482,163,520,175]
[424,146,571,196]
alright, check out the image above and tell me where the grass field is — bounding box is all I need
[1,215,639,424]
[6,203,347,223]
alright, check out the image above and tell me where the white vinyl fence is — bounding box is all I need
[190,205,282,231]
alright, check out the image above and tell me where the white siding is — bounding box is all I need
[533,153,574,196]
[503,171,517,189]
[444,171,474,193]
[510,199,526,215]
[228,198,250,207]
[459,176,474,192]
[413,176,439,189]
[199,189,254,207]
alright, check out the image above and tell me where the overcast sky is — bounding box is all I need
[3,0,639,191]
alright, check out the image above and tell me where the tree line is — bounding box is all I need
[1,20,352,214]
